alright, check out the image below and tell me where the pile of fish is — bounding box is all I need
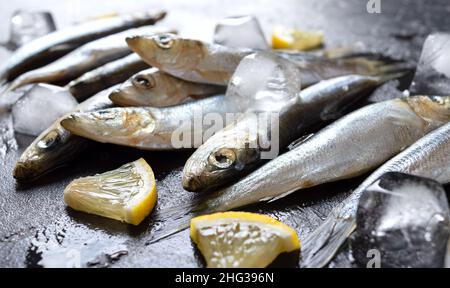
[2,10,450,268]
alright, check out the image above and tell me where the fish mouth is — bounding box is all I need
[60,112,111,141]
[61,108,157,145]
[109,90,148,107]
[109,90,129,106]
[127,34,177,66]
[182,173,205,192]
[60,114,87,137]
[126,36,157,64]
[13,161,44,182]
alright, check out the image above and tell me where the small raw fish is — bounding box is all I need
[0,11,166,82]
[149,95,450,242]
[183,70,402,192]
[109,67,224,107]
[127,33,252,85]
[60,95,235,150]
[67,53,149,101]
[301,110,450,268]
[6,26,175,92]
[127,33,410,86]
[13,85,118,182]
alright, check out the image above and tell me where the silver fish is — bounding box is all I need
[126,33,402,86]
[109,67,224,107]
[0,11,166,82]
[127,33,251,85]
[67,53,149,101]
[6,26,175,92]
[13,85,118,181]
[301,103,450,268]
[60,95,235,150]
[182,70,402,192]
[148,95,450,242]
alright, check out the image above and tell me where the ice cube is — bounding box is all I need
[0,111,17,158]
[410,33,450,96]
[0,84,34,110]
[214,16,268,50]
[226,52,301,112]
[12,84,78,136]
[7,10,56,50]
[351,172,450,268]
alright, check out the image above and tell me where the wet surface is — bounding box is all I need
[1,0,450,268]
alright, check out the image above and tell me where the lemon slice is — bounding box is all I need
[64,158,157,225]
[272,26,324,51]
[190,212,300,268]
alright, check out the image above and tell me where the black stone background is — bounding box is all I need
[1,0,449,268]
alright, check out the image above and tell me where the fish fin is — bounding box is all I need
[374,63,415,81]
[288,133,314,151]
[146,218,190,245]
[261,188,299,203]
[0,80,9,96]
[49,43,74,54]
[375,70,411,85]
[147,198,211,244]
[300,207,357,268]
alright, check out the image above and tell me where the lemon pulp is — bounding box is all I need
[272,26,324,51]
[64,158,157,225]
[190,211,300,268]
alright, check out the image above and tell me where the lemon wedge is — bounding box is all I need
[190,212,300,268]
[64,158,157,225]
[272,26,324,51]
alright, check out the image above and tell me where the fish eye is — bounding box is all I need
[133,75,156,89]
[209,148,236,169]
[154,34,175,49]
[37,131,60,149]
[430,96,446,105]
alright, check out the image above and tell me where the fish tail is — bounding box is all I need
[342,53,415,78]
[375,69,411,85]
[299,190,362,268]
[376,61,415,76]
[147,199,211,244]
[1,83,15,97]
[0,82,16,98]
[0,80,9,95]
[300,213,357,268]
[5,78,27,93]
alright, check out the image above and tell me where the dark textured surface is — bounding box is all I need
[1,0,449,268]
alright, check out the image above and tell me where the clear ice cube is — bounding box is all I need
[12,84,78,136]
[226,52,301,112]
[351,172,450,268]
[214,16,268,50]
[410,33,450,96]
[7,10,56,50]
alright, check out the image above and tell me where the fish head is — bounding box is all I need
[109,68,179,107]
[126,33,205,72]
[60,108,156,147]
[406,95,450,125]
[13,126,88,181]
[109,68,160,106]
[183,130,261,192]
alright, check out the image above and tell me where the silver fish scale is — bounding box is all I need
[206,98,431,212]
[301,120,450,268]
